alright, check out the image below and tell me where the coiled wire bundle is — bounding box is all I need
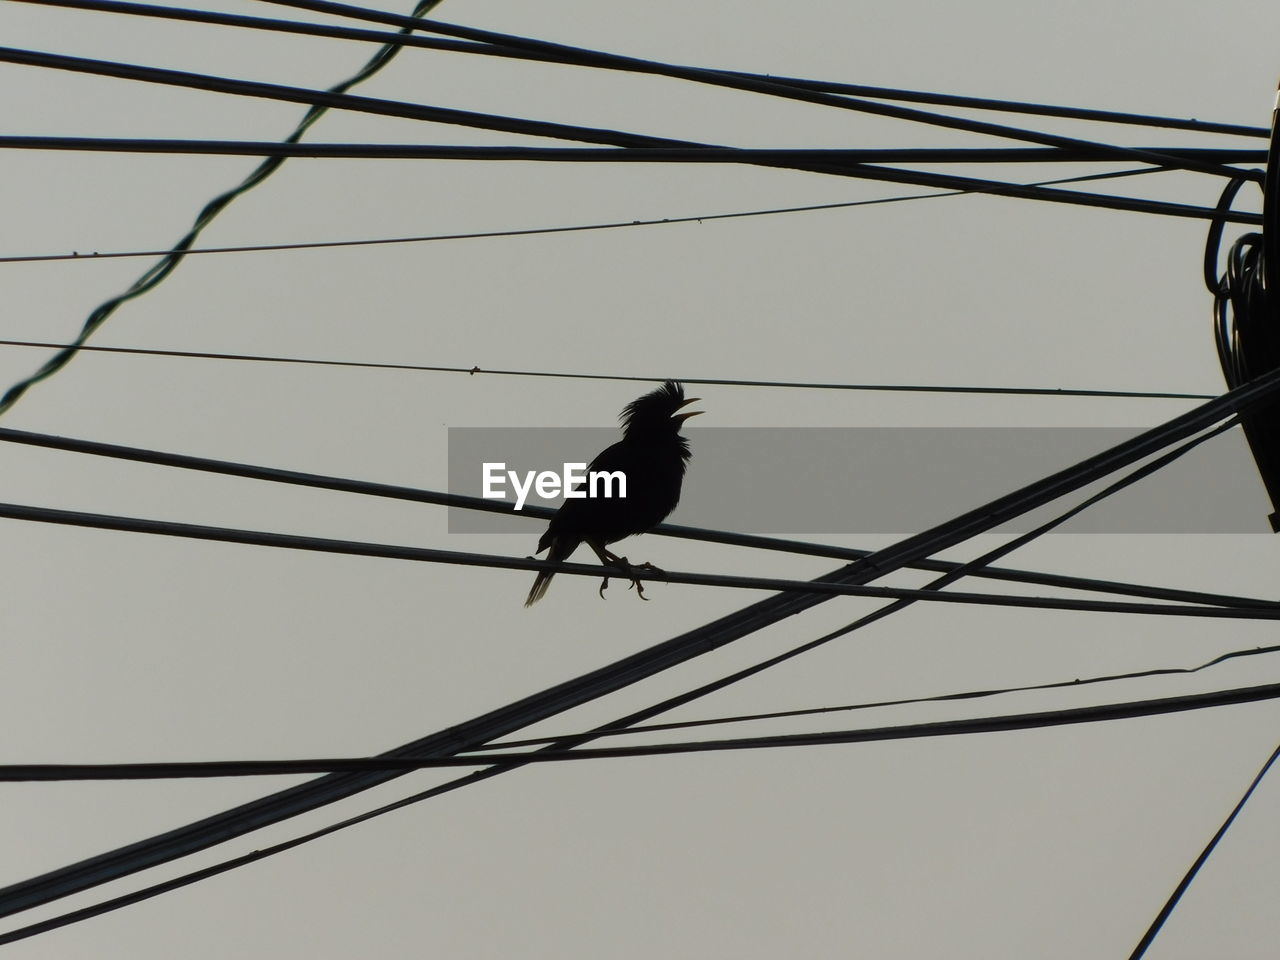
[1208,102,1280,527]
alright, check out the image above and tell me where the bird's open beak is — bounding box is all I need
[673,397,702,424]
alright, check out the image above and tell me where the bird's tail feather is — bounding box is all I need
[525,539,570,606]
[524,569,555,607]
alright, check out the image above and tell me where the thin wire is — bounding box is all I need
[0,47,1262,226]
[0,138,1265,165]
[0,339,1216,399]
[1,682,1277,780]
[0,0,446,417]
[2,424,1268,616]
[464,419,1252,771]
[1127,739,1280,960]
[1,685,1276,947]
[254,0,1259,182]
[15,0,1268,139]
[0,686,1274,783]
[474,643,1280,750]
[11,2,1262,181]
[0,166,1174,266]
[5,500,1276,620]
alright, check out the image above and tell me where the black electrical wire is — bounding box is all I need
[1,681,1278,784]
[0,424,1266,613]
[0,137,1265,166]
[463,643,1280,750]
[3,370,1278,927]
[0,339,1216,400]
[0,46,1261,227]
[15,0,1268,139]
[1206,100,1280,529]
[6,500,1276,620]
[0,46,677,150]
[0,0,1259,936]
[0,166,1174,266]
[1,683,1276,946]
[0,0,446,419]
[1208,176,1267,384]
[249,0,1260,183]
[463,417,1271,753]
[1127,738,1280,960]
[463,418,1250,772]
[15,0,1264,189]
[0,45,1248,418]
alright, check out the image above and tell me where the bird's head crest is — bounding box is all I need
[619,380,701,437]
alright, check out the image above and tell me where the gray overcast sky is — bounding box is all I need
[1,0,1278,956]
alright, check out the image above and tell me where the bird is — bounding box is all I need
[524,380,701,606]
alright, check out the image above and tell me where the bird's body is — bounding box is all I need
[525,381,699,605]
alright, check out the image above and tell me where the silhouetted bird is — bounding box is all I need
[525,380,701,606]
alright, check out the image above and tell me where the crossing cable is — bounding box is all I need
[0,425,1263,611]
[1127,738,1280,960]
[0,166,1179,267]
[14,0,1269,139]
[475,642,1280,749]
[0,0,1259,931]
[248,0,1261,182]
[471,418,1261,755]
[0,0,446,418]
[0,418,1252,625]
[0,340,1217,400]
[0,53,1250,417]
[1,369,1278,922]
[0,138,1266,166]
[5,500,1280,620]
[1,682,1278,783]
[0,47,1261,227]
[1,687,1278,947]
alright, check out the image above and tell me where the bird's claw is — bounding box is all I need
[596,557,662,601]
[629,561,666,600]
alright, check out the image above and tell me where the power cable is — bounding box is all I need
[2,683,1277,945]
[1127,738,1280,960]
[0,0,447,418]
[0,138,1265,166]
[0,47,1261,227]
[1,368,1278,921]
[0,340,1216,400]
[456,415,1267,767]
[0,424,1264,612]
[0,44,1247,415]
[478,643,1280,750]
[1209,170,1280,529]
[1,681,1278,783]
[15,0,1268,139]
[0,166,1176,266]
[6,499,1277,620]
[251,0,1258,182]
[7,0,1269,942]
[444,417,1252,781]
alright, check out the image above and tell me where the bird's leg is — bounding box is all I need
[587,540,617,598]
[587,541,654,600]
